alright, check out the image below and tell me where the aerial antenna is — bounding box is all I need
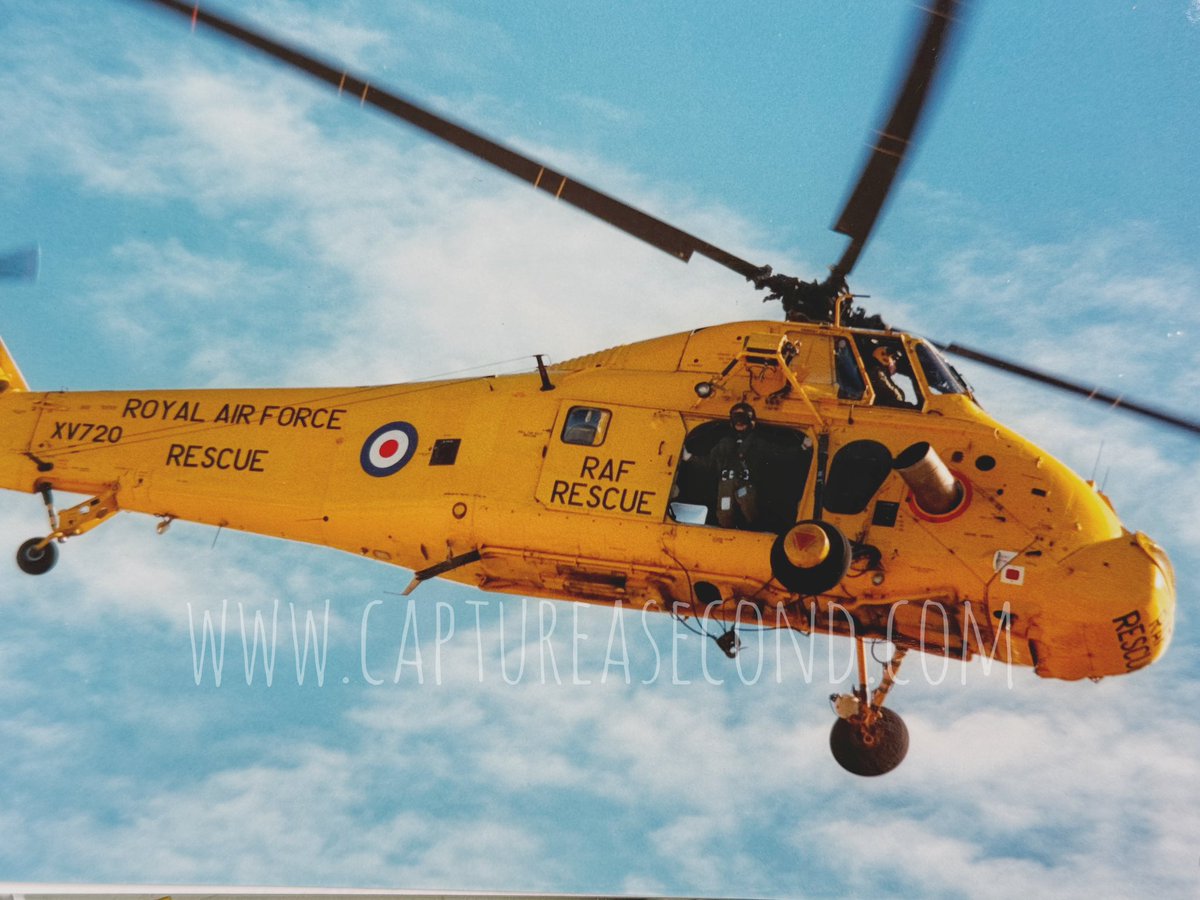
[1090,440,1105,483]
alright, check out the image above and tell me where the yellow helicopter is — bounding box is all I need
[0,0,1190,776]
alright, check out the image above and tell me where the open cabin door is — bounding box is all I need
[489,403,688,604]
[535,403,684,523]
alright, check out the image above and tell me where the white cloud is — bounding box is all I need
[7,741,556,887]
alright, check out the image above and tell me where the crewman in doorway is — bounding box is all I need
[712,402,761,529]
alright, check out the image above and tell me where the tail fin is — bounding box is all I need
[0,335,29,393]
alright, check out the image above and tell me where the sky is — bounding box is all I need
[1,0,1199,896]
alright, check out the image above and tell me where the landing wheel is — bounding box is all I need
[770,520,850,595]
[16,538,57,575]
[830,707,909,776]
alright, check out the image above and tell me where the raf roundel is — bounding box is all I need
[360,422,418,477]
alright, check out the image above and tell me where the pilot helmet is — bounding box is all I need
[730,402,756,429]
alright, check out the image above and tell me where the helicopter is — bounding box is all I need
[0,0,1191,778]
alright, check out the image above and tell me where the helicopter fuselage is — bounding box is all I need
[0,319,1175,681]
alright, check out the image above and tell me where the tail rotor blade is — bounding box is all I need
[0,245,39,281]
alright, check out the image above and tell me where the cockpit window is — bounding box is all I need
[914,342,970,395]
[561,407,611,446]
[855,335,922,409]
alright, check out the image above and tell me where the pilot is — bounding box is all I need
[711,402,761,530]
[867,344,907,407]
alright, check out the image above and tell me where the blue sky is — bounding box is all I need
[1,0,1199,895]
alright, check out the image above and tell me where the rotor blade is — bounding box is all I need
[936,340,1200,437]
[133,0,764,281]
[831,0,964,278]
[0,244,39,280]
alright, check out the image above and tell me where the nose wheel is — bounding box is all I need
[829,640,909,776]
[830,705,909,777]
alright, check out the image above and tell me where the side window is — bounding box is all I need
[561,406,611,446]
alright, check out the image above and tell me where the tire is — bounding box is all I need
[770,520,851,595]
[829,707,909,776]
[16,537,57,576]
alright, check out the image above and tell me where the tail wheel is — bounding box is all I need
[830,707,909,776]
[770,520,850,595]
[16,538,57,576]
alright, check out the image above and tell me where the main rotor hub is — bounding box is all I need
[749,267,888,329]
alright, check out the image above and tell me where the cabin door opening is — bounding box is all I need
[668,419,814,534]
